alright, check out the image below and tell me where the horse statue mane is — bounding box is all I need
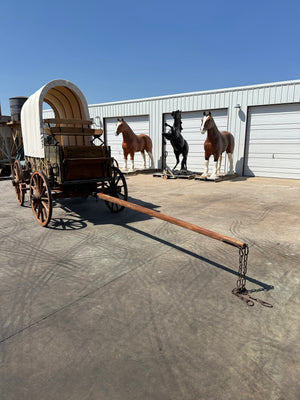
[115,118,154,171]
[162,110,189,170]
[200,111,235,179]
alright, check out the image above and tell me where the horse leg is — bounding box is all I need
[123,152,128,171]
[129,153,135,171]
[227,153,234,175]
[217,154,222,175]
[210,158,219,180]
[147,151,154,168]
[173,152,180,170]
[201,157,209,177]
[141,151,146,169]
[181,154,187,170]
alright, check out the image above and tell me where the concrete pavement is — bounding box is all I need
[0,174,299,399]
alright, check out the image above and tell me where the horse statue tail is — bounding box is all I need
[144,134,153,153]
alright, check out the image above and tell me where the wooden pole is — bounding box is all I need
[97,193,246,249]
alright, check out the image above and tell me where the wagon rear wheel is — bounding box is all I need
[30,171,53,227]
[104,166,128,213]
[12,160,25,206]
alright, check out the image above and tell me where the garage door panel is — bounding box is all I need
[164,109,228,172]
[245,104,300,178]
[247,157,300,167]
[248,151,300,159]
[249,128,300,140]
[245,167,299,179]
[248,142,300,155]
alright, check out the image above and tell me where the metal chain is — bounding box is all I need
[237,244,249,291]
[232,244,273,307]
[232,244,253,305]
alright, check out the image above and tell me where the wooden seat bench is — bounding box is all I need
[43,118,103,136]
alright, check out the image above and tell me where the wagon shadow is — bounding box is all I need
[47,195,158,230]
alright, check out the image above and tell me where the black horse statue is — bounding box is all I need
[162,110,189,170]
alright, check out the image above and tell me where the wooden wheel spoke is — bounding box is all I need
[116,184,125,194]
[32,175,39,191]
[115,176,121,185]
[37,204,43,220]
[41,206,47,222]
[30,171,52,226]
[41,201,49,212]
[39,179,44,194]
[40,186,46,197]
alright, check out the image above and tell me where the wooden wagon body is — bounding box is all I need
[12,80,127,226]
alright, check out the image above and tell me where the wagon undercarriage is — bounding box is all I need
[13,158,127,227]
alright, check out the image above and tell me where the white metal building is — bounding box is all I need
[45,80,300,179]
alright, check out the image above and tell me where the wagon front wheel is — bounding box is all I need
[12,160,25,206]
[30,171,53,227]
[104,166,128,213]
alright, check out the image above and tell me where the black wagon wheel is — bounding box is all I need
[104,166,128,213]
[30,171,53,227]
[12,160,25,206]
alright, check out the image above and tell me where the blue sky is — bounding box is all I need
[0,0,299,115]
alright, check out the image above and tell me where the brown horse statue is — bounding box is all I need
[200,112,235,179]
[115,118,154,171]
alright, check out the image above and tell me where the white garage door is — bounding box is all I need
[163,109,228,172]
[245,104,300,179]
[105,115,150,169]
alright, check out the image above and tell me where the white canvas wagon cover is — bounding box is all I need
[21,79,90,158]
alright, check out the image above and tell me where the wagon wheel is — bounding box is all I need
[12,160,25,206]
[111,158,119,169]
[104,166,128,213]
[30,171,53,227]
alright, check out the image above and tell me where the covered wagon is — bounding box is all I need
[12,79,127,226]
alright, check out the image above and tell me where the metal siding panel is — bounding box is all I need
[294,84,300,101]
[43,109,55,118]
[281,85,289,103]
[269,86,277,103]
[263,87,271,104]
[252,89,260,105]
[258,88,265,105]
[287,84,295,102]
[153,100,162,169]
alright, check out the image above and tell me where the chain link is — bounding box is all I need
[237,244,249,291]
[232,244,273,307]
[232,244,254,305]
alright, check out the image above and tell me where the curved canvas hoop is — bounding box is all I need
[21,79,90,158]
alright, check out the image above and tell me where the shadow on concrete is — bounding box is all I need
[47,195,159,229]
[123,224,274,292]
[47,195,274,292]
